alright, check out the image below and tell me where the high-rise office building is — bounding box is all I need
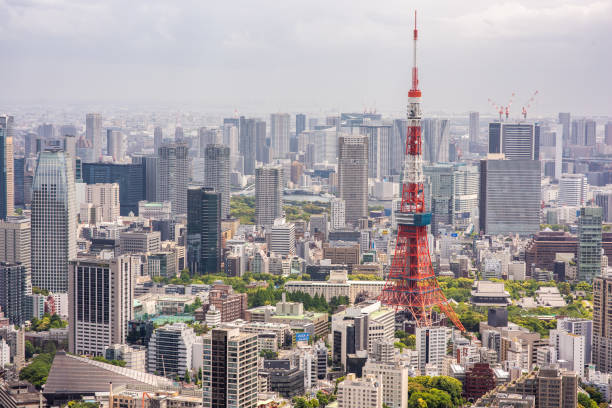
[202,328,258,408]
[469,111,480,143]
[424,163,454,234]
[595,191,612,222]
[175,126,184,141]
[132,154,158,203]
[422,118,450,163]
[204,145,230,219]
[85,113,102,162]
[593,276,612,372]
[331,198,346,230]
[68,255,134,356]
[338,135,368,225]
[558,112,571,144]
[337,373,383,408]
[106,129,125,162]
[360,123,392,180]
[605,122,612,146]
[415,326,449,374]
[37,123,55,139]
[0,263,31,325]
[31,149,76,293]
[556,317,593,365]
[269,220,296,255]
[296,114,306,137]
[479,159,540,235]
[571,118,596,146]
[154,126,163,153]
[578,206,602,283]
[147,322,196,379]
[82,162,146,216]
[84,183,120,223]
[199,128,219,157]
[559,174,587,207]
[0,115,14,221]
[270,113,290,159]
[255,166,283,227]
[0,216,31,273]
[187,187,221,275]
[453,164,480,229]
[489,122,540,160]
[391,119,407,176]
[238,118,258,175]
[13,157,25,206]
[158,142,189,215]
[536,366,577,408]
[255,120,267,164]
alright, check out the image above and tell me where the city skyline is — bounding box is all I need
[0,0,611,115]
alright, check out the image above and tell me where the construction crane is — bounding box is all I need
[504,92,516,120]
[521,90,539,119]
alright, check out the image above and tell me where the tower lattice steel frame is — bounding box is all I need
[379,12,465,331]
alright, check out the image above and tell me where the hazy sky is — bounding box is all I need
[1,0,610,116]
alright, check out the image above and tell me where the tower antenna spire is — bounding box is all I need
[410,11,420,95]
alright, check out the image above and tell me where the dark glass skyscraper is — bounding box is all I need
[81,162,146,215]
[187,187,221,274]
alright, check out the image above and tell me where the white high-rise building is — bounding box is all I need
[338,135,368,225]
[422,118,450,164]
[148,322,196,379]
[84,183,120,223]
[362,359,408,408]
[550,330,585,377]
[337,373,383,408]
[270,113,290,159]
[31,150,76,293]
[255,166,283,227]
[269,220,295,255]
[86,113,102,161]
[68,255,134,356]
[360,123,392,180]
[0,216,31,273]
[106,129,125,162]
[469,111,480,143]
[559,173,587,207]
[331,198,346,230]
[158,142,189,215]
[415,326,450,374]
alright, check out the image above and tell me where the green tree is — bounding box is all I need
[184,370,191,383]
[19,352,55,388]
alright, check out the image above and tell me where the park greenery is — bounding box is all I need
[230,196,255,224]
[28,313,68,332]
[408,376,463,408]
[284,200,329,222]
[19,350,55,388]
[92,356,126,367]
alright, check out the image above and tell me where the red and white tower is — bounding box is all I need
[379,12,465,331]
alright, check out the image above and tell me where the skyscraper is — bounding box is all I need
[360,123,392,180]
[31,149,77,293]
[68,255,134,356]
[0,116,14,221]
[158,142,189,215]
[296,113,306,137]
[469,111,480,143]
[595,191,612,222]
[175,126,184,141]
[0,263,31,325]
[479,159,540,235]
[255,166,283,227]
[337,135,368,225]
[85,113,102,162]
[154,126,163,153]
[0,216,31,273]
[423,163,454,234]
[559,174,587,207]
[202,328,258,408]
[391,119,407,176]
[488,122,539,160]
[331,198,346,230]
[422,118,450,163]
[106,129,125,162]
[199,128,218,157]
[239,118,257,175]
[270,113,290,159]
[187,187,221,275]
[204,144,230,219]
[255,120,268,164]
[558,112,571,144]
[605,122,612,146]
[593,276,612,372]
[578,206,602,283]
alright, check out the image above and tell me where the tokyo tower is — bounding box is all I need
[379,12,465,331]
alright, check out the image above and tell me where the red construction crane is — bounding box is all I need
[521,90,539,119]
[378,11,464,332]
